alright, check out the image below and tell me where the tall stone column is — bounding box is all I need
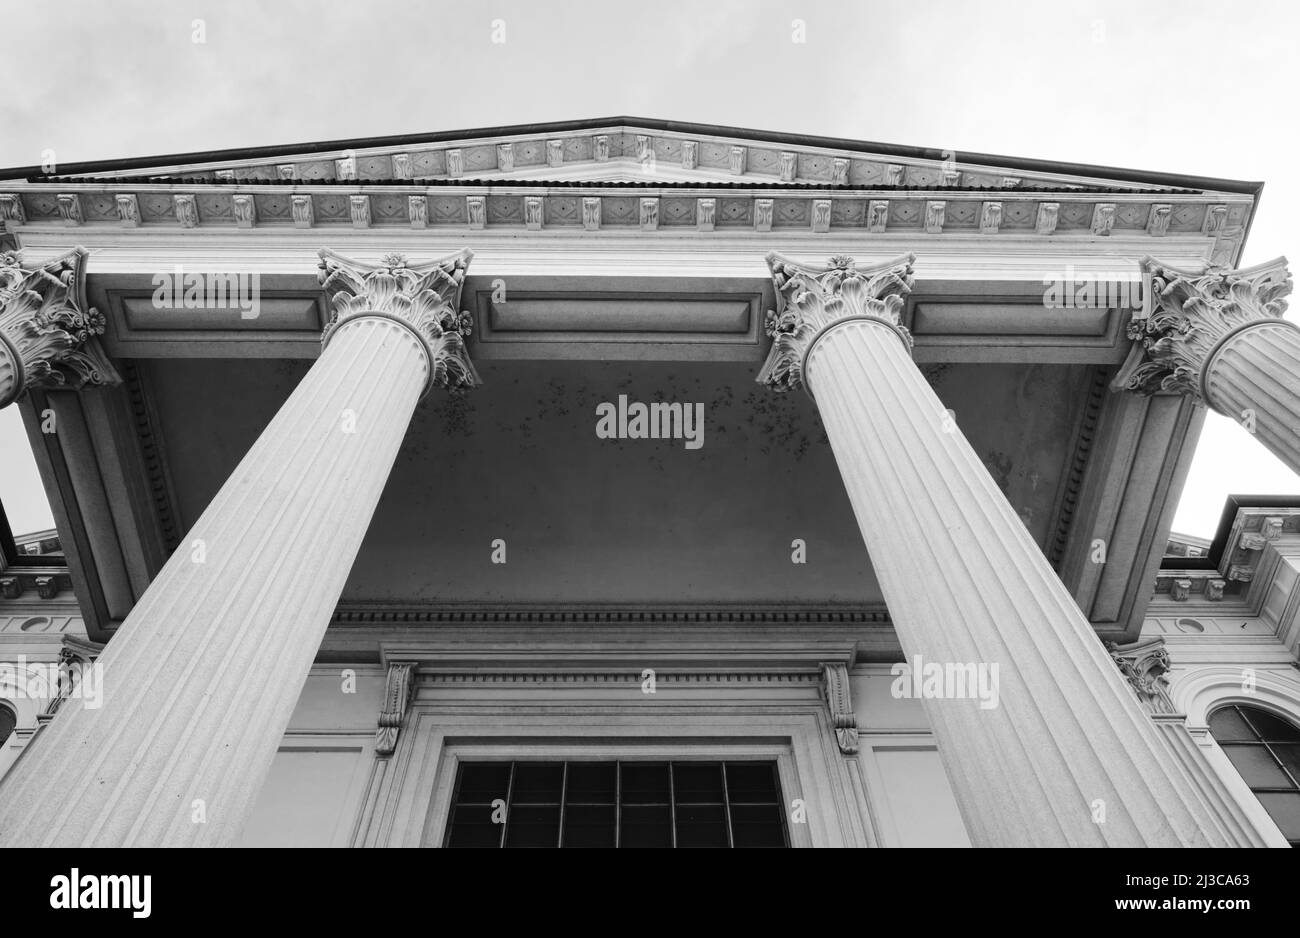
[0,249,477,847]
[758,253,1234,847]
[0,247,120,407]
[1116,256,1298,473]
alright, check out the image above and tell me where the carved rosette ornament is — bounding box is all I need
[0,247,120,408]
[757,252,916,395]
[318,248,479,394]
[1106,638,1177,715]
[1114,256,1293,402]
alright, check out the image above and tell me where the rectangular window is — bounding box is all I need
[444,760,788,848]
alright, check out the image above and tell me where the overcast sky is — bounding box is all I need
[1,0,1297,538]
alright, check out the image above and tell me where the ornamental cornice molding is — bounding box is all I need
[0,186,1250,252]
[331,604,892,625]
[1107,637,1177,715]
[0,247,120,407]
[757,252,916,394]
[317,248,479,394]
[1113,256,1293,402]
[19,127,1194,191]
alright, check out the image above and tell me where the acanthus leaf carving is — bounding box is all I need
[757,252,916,394]
[1114,256,1293,401]
[1107,638,1177,715]
[317,248,479,394]
[0,247,122,408]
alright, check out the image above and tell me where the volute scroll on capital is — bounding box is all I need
[317,248,480,395]
[757,252,917,396]
[1113,255,1293,403]
[0,247,121,409]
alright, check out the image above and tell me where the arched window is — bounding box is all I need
[1209,705,1300,846]
[0,704,15,748]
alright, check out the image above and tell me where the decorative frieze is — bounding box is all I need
[1107,638,1176,715]
[335,155,356,181]
[232,194,256,228]
[924,200,946,233]
[832,158,849,186]
[1203,204,1227,236]
[884,164,904,185]
[317,248,478,392]
[0,248,121,408]
[696,198,715,232]
[1091,202,1115,236]
[754,198,773,232]
[680,140,697,170]
[291,195,314,228]
[728,146,746,175]
[546,139,564,167]
[276,164,296,181]
[820,661,859,754]
[496,143,514,173]
[115,194,140,227]
[1147,203,1171,236]
[391,153,412,180]
[1035,202,1059,235]
[524,195,544,230]
[780,151,798,182]
[173,194,197,228]
[445,148,464,177]
[466,196,486,229]
[349,195,371,228]
[593,135,609,162]
[867,200,888,233]
[0,194,27,224]
[57,194,82,226]
[757,253,916,394]
[408,195,428,229]
[980,201,1002,235]
[811,199,831,233]
[635,135,652,164]
[639,197,659,231]
[375,663,415,756]
[582,197,601,230]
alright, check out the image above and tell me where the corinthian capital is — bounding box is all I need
[1114,256,1293,401]
[757,253,915,394]
[317,248,479,393]
[1106,637,1177,715]
[0,247,120,409]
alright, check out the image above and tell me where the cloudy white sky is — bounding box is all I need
[1,0,1297,538]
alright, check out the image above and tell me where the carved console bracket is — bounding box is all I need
[819,661,859,754]
[375,662,416,757]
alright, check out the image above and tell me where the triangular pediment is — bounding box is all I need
[0,118,1257,196]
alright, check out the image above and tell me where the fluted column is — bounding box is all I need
[1116,256,1298,473]
[0,249,477,847]
[0,247,120,407]
[758,253,1233,847]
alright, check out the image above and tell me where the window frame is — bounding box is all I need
[1208,703,1300,846]
[442,757,790,848]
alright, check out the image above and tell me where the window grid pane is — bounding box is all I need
[1209,705,1300,848]
[446,759,788,848]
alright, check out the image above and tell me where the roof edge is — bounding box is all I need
[0,116,1265,196]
